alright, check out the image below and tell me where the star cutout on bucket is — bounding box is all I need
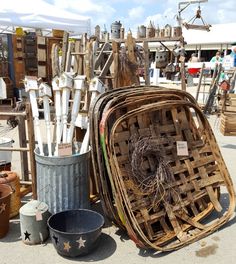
[64,241,71,252]
[24,231,31,241]
[0,203,6,214]
[76,237,86,249]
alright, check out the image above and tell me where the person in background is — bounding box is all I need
[230,42,236,67]
[223,43,236,71]
[210,51,223,63]
[188,53,199,62]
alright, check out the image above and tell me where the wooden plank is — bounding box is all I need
[65,41,75,72]
[112,41,120,89]
[0,111,26,117]
[94,42,111,70]
[60,31,69,73]
[18,116,29,181]
[37,36,46,45]
[99,52,113,78]
[100,36,183,43]
[37,49,46,61]
[73,40,81,74]
[84,40,93,81]
[143,41,150,85]
[0,147,29,151]
[38,65,46,78]
[26,103,37,199]
[196,63,205,101]
[125,32,136,64]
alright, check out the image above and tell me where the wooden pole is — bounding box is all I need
[26,103,37,199]
[16,116,28,180]
[143,41,150,85]
[61,31,69,73]
[112,41,120,88]
[196,62,205,102]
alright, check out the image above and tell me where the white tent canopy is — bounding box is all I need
[182,23,236,45]
[0,0,91,35]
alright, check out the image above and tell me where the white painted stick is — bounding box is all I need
[79,78,105,154]
[29,91,44,155]
[79,90,98,154]
[52,77,62,156]
[80,125,90,154]
[67,89,81,143]
[59,73,73,144]
[55,91,62,152]
[67,75,85,143]
[39,83,53,157]
[43,96,52,156]
[62,87,70,143]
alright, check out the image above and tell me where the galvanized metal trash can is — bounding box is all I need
[20,200,50,245]
[35,148,90,214]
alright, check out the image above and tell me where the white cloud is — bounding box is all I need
[133,0,157,4]
[128,6,145,20]
[144,7,176,28]
[52,0,116,30]
[54,0,102,13]
[53,0,114,14]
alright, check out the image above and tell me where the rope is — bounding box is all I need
[129,136,173,207]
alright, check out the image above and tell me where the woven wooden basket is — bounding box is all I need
[108,100,235,250]
[90,86,235,251]
[90,86,196,229]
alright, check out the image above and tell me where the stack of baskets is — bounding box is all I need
[90,86,235,251]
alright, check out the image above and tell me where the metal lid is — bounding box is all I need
[20,200,48,216]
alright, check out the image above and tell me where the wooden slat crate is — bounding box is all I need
[220,93,236,112]
[12,35,25,88]
[220,94,236,135]
[1,77,14,98]
[37,36,47,79]
[220,112,236,136]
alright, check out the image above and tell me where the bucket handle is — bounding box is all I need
[0,172,15,193]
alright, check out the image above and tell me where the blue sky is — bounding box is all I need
[1,0,236,34]
[44,0,236,34]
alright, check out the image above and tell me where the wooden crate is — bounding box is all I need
[52,29,64,38]
[46,37,62,83]
[220,112,236,136]
[0,61,9,76]
[220,93,236,112]
[37,36,47,79]
[12,35,25,88]
[220,94,236,135]
[2,77,14,98]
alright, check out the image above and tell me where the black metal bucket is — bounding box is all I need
[47,209,104,257]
